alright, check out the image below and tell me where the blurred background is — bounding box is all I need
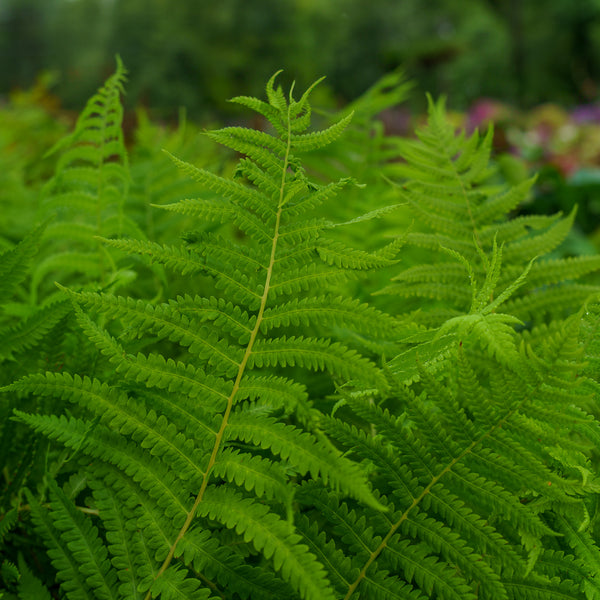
[2,0,600,119]
[3,0,600,245]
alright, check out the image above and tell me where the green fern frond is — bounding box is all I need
[14,413,195,524]
[385,241,534,379]
[9,72,400,600]
[9,373,210,483]
[25,480,119,600]
[236,374,308,410]
[211,447,292,502]
[502,576,582,600]
[88,480,145,599]
[32,57,136,302]
[16,558,54,600]
[317,238,400,270]
[225,411,381,510]
[249,335,385,387]
[261,295,401,338]
[0,509,18,545]
[0,298,71,362]
[305,301,598,599]
[289,112,355,152]
[198,485,336,600]
[382,97,600,324]
[0,220,48,305]
[175,525,294,600]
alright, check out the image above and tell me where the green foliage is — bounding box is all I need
[0,73,68,247]
[380,96,600,329]
[3,69,393,600]
[311,294,600,599]
[32,56,142,304]
[1,64,600,600]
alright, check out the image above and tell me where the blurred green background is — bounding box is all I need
[3,0,600,246]
[3,0,600,119]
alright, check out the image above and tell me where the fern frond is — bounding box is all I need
[261,295,401,338]
[175,525,293,600]
[502,207,576,264]
[11,72,398,600]
[16,558,54,600]
[149,566,215,600]
[25,480,119,600]
[9,373,209,483]
[290,112,354,152]
[282,178,355,219]
[14,413,194,526]
[205,128,283,174]
[212,447,292,502]
[520,254,600,288]
[32,57,135,301]
[502,576,582,600]
[381,96,600,323]
[294,513,359,597]
[225,411,383,510]
[317,239,400,270]
[199,485,335,600]
[309,300,599,599]
[249,335,385,387]
[228,95,284,134]
[62,289,244,375]
[236,374,308,410]
[269,264,353,298]
[0,222,48,307]
[0,298,71,361]
[89,480,145,599]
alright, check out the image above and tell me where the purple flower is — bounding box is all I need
[572,104,600,124]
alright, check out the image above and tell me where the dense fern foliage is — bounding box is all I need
[310,277,600,599]
[1,64,599,600]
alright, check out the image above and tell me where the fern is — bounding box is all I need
[379,96,600,327]
[2,67,600,600]
[0,220,72,371]
[6,71,401,600]
[0,221,77,596]
[309,94,600,598]
[31,56,140,303]
[302,299,600,599]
